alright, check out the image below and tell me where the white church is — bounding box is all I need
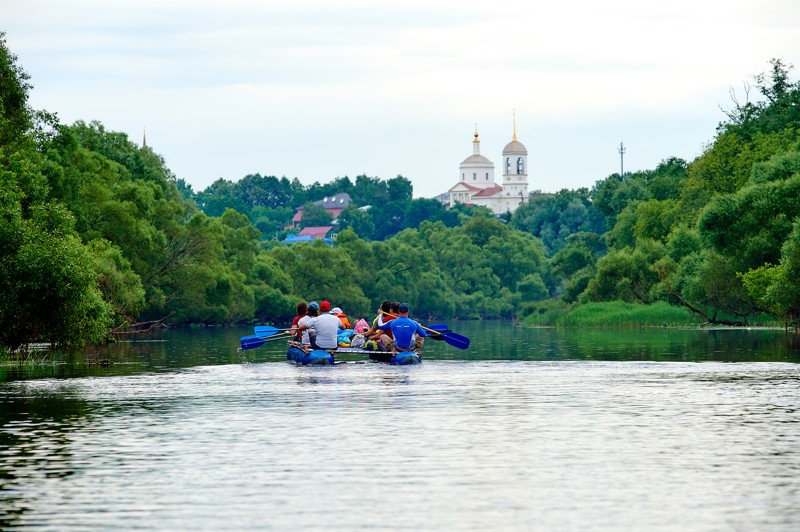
[448,121,529,215]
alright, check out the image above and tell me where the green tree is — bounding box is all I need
[87,239,146,326]
[196,178,247,217]
[0,174,112,350]
[583,242,664,304]
[512,189,605,252]
[350,174,388,206]
[267,240,369,316]
[337,205,376,240]
[299,201,333,228]
[698,171,800,271]
[0,32,33,149]
[249,205,294,240]
[646,157,689,201]
[741,220,800,329]
[551,232,604,302]
[591,176,651,225]
[655,250,758,325]
[387,175,413,202]
[461,215,508,247]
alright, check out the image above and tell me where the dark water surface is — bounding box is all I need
[2,324,799,530]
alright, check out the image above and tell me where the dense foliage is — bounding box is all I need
[571,59,800,328]
[3,28,800,353]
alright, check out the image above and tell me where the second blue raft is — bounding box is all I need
[286,346,335,366]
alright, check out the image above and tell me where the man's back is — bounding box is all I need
[387,316,425,349]
[314,313,342,349]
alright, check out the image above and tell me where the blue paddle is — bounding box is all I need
[384,314,469,350]
[437,330,470,350]
[427,324,450,341]
[240,333,286,350]
[254,325,284,338]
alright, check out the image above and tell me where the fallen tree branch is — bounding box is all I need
[111,313,174,336]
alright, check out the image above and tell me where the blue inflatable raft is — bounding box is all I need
[366,351,422,365]
[286,345,335,366]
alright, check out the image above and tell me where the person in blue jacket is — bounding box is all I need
[378,303,426,353]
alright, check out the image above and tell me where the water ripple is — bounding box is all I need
[1,361,799,530]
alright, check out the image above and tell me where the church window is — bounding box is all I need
[506,157,511,173]
[485,173,489,180]
[462,173,465,180]
[517,157,524,174]
[473,172,476,180]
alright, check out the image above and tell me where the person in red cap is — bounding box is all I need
[311,300,344,350]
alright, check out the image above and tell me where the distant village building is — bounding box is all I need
[283,226,334,245]
[290,192,351,228]
[448,120,529,215]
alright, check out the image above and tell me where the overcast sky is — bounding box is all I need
[5,0,800,198]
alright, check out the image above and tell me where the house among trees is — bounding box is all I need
[290,192,351,228]
[283,226,334,245]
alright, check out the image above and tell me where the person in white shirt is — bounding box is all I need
[311,300,345,350]
[294,301,319,350]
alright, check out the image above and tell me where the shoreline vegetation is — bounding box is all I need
[523,301,785,328]
[2,30,800,355]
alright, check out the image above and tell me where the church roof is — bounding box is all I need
[472,185,504,197]
[502,140,527,154]
[449,182,483,192]
[461,154,494,165]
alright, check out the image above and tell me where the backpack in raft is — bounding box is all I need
[363,339,379,351]
[350,334,366,348]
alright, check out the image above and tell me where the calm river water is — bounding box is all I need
[2,323,800,530]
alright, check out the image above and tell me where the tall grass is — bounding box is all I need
[524,301,705,327]
[559,301,703,327]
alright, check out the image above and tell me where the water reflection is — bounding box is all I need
[0,385,91,529]
[1,324,799,529]
[4,323,797,373]
[447,322,800,363]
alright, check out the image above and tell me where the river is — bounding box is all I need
[2,323,799,530]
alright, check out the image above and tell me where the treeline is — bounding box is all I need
[522,59,800,329]
[188,172,468,241]
[3,25,800,354]
[0,33,541,353]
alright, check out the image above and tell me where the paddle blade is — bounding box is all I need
[427,324,450,341]
[442,331,470,350]
[240,335,267,350]
[254,325,280,338]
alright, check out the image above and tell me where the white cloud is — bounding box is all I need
[4,0,800,196]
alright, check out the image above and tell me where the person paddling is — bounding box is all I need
[378,303,427,354]
[293,301,319,351]
[365,301,393,342]
[290,301,307,342]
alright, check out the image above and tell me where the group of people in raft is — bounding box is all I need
[288,300,426,355]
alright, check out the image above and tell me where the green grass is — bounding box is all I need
[524,301,706,327]
[560,301,704,327]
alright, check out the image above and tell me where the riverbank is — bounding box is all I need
[523,301,783,328]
